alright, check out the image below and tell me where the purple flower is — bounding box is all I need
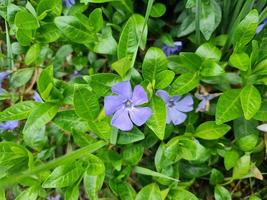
[33,91,43,103]
[162,41,183,56]
[104,81,152,131]
[256,18,267,34]
[0,120,19,131]
[195,93,219,112]
[156,90,193,125]
[62,0,75,8]
[0,71,10,93]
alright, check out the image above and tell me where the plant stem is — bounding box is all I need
[195,0,201,44]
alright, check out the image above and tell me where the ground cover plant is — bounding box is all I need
[0,0,267,199]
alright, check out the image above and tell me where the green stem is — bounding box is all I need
[5,20,13,69]
[0,141,106,188]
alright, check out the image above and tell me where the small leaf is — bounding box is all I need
[229,52,250,71]
[117,127,145,144]
[216,89,242,124]
[196,43,221,61]
[135,183,162,200]
[112,56,131,77]
[150,3,166,18]
[155,70,175,89]
[214,185,231,200]
[170,73,199,95]
[146,96,166,140]
[240,85,261,120]
[15,10,39,30]
[233,154,251,179]
[10,68,34,88]
[224,149,240,170]
[74,86,100,120]
[195,121,231,140]
[0,101,37,121]
[25,44,41,65]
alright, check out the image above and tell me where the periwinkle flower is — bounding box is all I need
[104,81,152,131]
[33,91,43,103]
[62,0,75,8]
[156,90,193,125]
[162,41,183,56]
[0,120,19,131]
[256,18,267,34]
[195,93,219,112]
[0,71,10,93]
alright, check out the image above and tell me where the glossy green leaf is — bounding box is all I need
[214,185,231,200]
[117,127,145,144]
[74,86,99,120]
[25,44,40,65]
[15,185,40,200]
[240,85,261,120]
[42,162,84,188]
[155,70,175,89]
[200,60,224,77]
[142,47,168,84]
[195,121,231,140]
[89,8,103,32]
[123,145,144,165]
[169,188,198,200]
[54,16,96,44]
[37,65,54,100]
[216,89,242,124]
[112,56,131,77]
[150,3,166,18]
[196,43,221,61]
[135,183,162,200]
[37,0,62,17]
[14,10,39,30]
[23,103,59,137]
[229,52,250,71]
[84,171,105,200]
[146,96,166,140]
[64,184,79,200]
[0,101,37,121]
[170,73,199,95]
[233,9,259,49]
[224,149,240,170]
[233,154,251,179]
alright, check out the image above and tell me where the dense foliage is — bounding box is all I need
[1,0,267,199]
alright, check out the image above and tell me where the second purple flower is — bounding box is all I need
[104,81,152,131]
[156,90,193,125]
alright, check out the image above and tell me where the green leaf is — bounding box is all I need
[170,73,199,95]
[240,85,261,120]
[233,9,259,49]
[53,110,90,132]
[10,68,34,88]
[210,169,224,185]
[14,10,39,30]
[81,0,119,3]
[72,130,96,147]
[169,188,198,200]
[73,86,100,120]
[89,8,103,32]
[155,70,175,89]
[214,185,231,200]
[229,52,250,71]
[37,0,62,17]
[86,73,121,97]
[23,125,47,151]
[16,29,32,46]
[150,3,166,18]
[25,44,40,65]
[0,101,37,121]
[123,145,144,165]
[109,181,136,200]
[224,149,240,170]
[200,60,224,77]
[200,0,221,40]
[23,103,59,136]
[54,16,97,44]
[146,96,166,140]
[112,56,131,77]
[216,89,242,124]
[254,101,267,121]
[86,154,105,176]
[37,65,54,101]
[87,119,111,140]
[84,171,105,200]
[117,127,145,144]
[196,43,221,61]
[135,183,162,200]
[117,14,147,58]
[42,162,84,188]
[195,121,231,140]
[233,154,251,179]
[142,47,168,84]
[64,184,79,200]
[15,185,40,200]
[37,23,61,43]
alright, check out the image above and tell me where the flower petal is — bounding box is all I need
[156,90,169,103]
[104,95,125,116]
[196,99,207,112]
[129,107,152,126]
[111,108,133,131]
[174,95,193,112]
[169,107,187,125]
[257,124,267,132]
[132,85,148,106]
[112,81,132,99]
